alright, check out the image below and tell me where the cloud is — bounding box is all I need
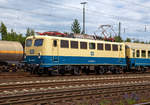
[0,0,149,41]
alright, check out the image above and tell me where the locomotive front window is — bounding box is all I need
[34,39,43,46]
[26,39,32,47]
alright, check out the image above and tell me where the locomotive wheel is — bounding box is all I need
[37,67,44,76]
[71,66,81,75]
[115,69,120,74]
[141,67,146,73]
[73,69,81,75]
[99,68,105,75]
[95,66,100,74]
[59,69,65,75]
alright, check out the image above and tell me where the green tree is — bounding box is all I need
[133,40,140,43]
[125,38,131,42]
[0,22,7,40]
[71,19,81,34]
[31,29,35,36]
[26,28,35,37]
[114,35,123,42]
[26,28,31,37]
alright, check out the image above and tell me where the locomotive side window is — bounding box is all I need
[71,41,78,49]
[132,49,135,57]
[34,39,43,46]
[80,42,87,49]
[26,39,32,47]
[97,43,103,50]
[142,50,146,57]
[89,43,95,49]
[105,44,111,50]
[61,40,69,48]
[53,40,57,47]
[136,50,140,57]
[148,51,150,58]
[112,44,118,51]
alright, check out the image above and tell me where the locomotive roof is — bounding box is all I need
[27,35,124,45]
[125,42,150,50]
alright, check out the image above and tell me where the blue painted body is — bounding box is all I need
[130,58,150,67]
[25,56,127,67]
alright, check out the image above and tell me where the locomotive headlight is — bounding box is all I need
[38,53,41,59]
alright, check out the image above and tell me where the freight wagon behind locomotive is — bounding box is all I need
[0,41,24,72]
[24,35,127,75]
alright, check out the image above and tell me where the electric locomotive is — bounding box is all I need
[24,34,127,75]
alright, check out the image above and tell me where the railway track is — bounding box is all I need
[1,74,150,104]
[0,81,150,105]
[1,75,150,93]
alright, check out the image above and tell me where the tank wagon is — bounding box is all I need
[0,41,23,72]
[24,35,128,75]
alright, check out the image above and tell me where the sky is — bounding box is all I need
[0,0,150,41]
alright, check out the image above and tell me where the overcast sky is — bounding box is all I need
[0,0,150,41]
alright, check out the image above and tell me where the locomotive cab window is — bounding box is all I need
[112,44,118,51]
[142,50,146,57]
[105,44,111,51]
[148,51,150,58]
[89,43,95,49]
[71,41,78,49]
[53,40,57,47]
[136,50,140,57]
[26,39,32,47]
[61,40,69,48]
[80,42,87,49]
[34,39,43,46]
[97,43,103,50]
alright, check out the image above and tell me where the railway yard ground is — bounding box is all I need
[1,71,150,105]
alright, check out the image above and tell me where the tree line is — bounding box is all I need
[0,20,148,46]
[0,22,34,46]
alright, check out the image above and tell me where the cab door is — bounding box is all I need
[52,39,59,64]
